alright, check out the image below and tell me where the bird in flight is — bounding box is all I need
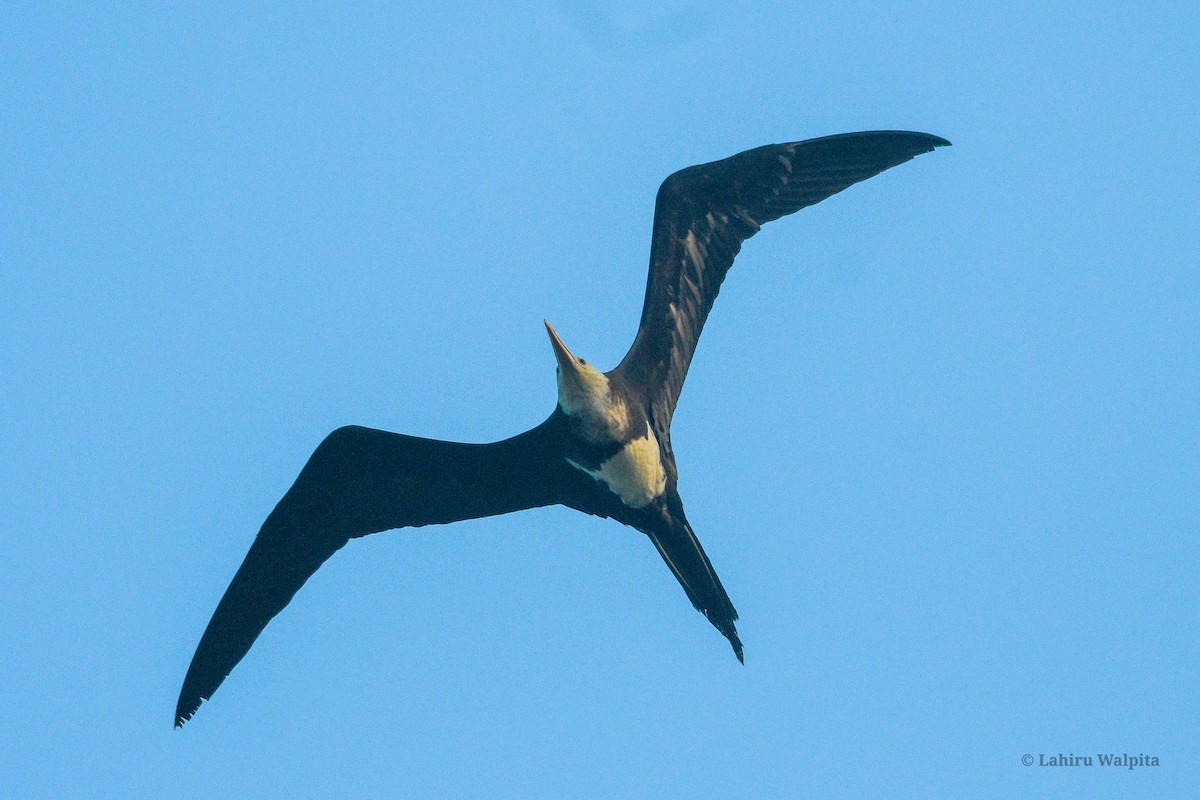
[176,130,949,726]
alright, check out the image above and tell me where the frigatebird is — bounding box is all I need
[176,130,949,726]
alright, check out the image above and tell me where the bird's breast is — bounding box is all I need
[567,427,667,509]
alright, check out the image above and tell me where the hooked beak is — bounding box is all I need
[544,320,580,374]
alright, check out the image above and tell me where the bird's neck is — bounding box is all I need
[558,370,629,443]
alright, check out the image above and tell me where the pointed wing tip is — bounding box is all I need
[873,130,952,153]
[864,130,951,147]
[818,129,951,153]
[174,707,194,729]
[174,692,204,728]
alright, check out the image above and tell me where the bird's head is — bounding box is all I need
[544,320,612,420]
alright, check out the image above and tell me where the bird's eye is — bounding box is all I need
[579,359,588,366]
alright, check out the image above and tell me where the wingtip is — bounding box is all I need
[174,697,200,729]
[820,130,951,150]
[870,130,952,150]
[899,131,951,150]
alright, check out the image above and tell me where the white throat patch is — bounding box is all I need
[557,365,628,441]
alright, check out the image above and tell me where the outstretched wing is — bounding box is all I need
[616,130,950,423]
[175,421,563,726]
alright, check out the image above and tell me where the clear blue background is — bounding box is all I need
[2,2,1196,797]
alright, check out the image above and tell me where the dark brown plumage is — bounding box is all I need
[176,130,949,727]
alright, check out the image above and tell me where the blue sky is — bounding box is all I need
[2,2,1197,797]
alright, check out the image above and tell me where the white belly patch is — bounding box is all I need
[568,429,667,508]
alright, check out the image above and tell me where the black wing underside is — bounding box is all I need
[616,130,950,424]
[175,422,562,726]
